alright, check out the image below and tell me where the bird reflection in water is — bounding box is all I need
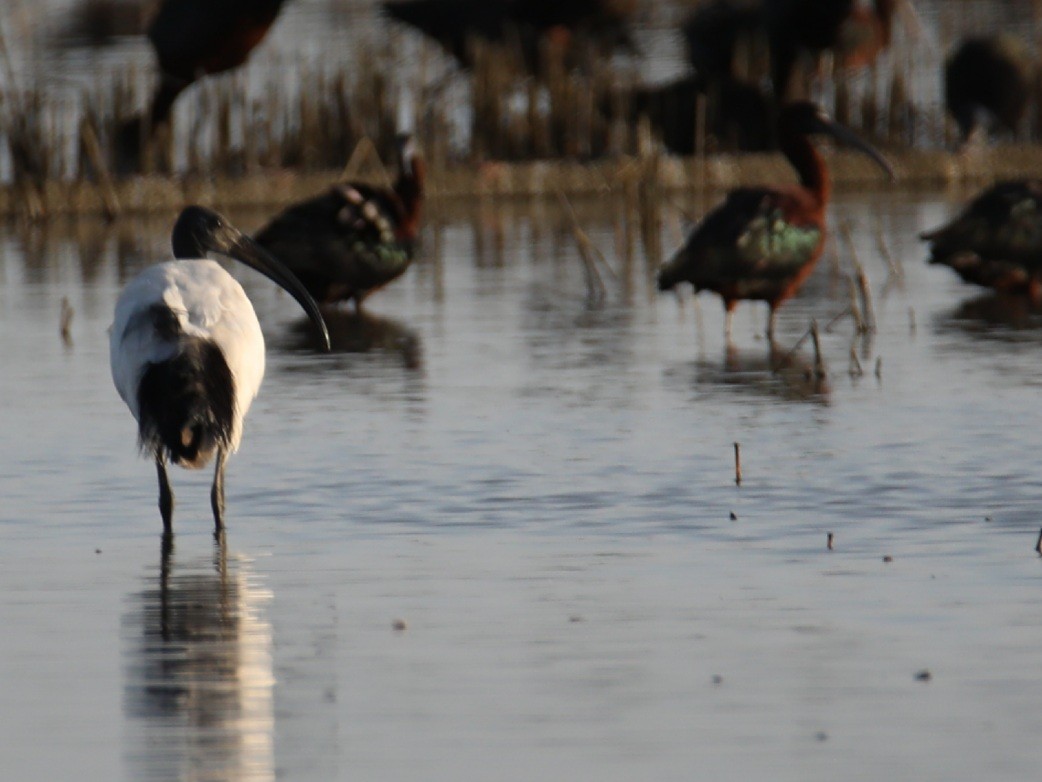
[941,293,1042,340]
[286,308,423,370]
[123,535,275,781]
[686,343,830,403]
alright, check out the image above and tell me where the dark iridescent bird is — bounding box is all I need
[622,74,773,154]
[644,0,770,154]
[921,180,1042,299]
[381,0,637,74]
[119,0,287,158]
[680,0,765,80]
[110,206,330,534]
[656,101,893,342]
[944,35,1034,144]
[254,135,425,310]
[764,0,855,98]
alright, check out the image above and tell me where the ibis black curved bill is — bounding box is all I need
[173,206,332,351]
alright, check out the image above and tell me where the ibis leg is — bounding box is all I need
[724,301,736,344]
[156,455,174,534]
[767,306,777,343]
[211,449,226,532]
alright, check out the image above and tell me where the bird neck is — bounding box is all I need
[394,157,425,240]
[149,75,189,128]
[781,134,829,211]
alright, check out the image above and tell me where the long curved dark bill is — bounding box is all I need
[825,121,895,181]
[228,234,332,351]
[173,206,331,350]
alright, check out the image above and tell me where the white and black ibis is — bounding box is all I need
[110,206,330,534]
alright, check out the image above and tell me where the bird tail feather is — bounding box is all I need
[137,338,236,469]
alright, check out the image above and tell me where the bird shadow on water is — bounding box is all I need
[935,292,1042,343]
[667,343,831,405]
[122,534,275,781]
[275,308,423,371]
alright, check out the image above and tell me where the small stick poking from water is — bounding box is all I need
[847,278,866,334]
[60,297,74,345]
[855,266,876,333]
[827,532,834,550]
[810,320,826,379]
[848,344,863,377]
[733,442,742,486]
[556,190,611,303]
[1034,527,1042,555]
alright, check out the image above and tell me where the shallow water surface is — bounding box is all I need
[3,189,1042,781]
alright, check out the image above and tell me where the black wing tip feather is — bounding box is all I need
[136,339,236,468]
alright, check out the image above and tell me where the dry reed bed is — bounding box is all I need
[0,144,1039,219]
[1,22,1042,219]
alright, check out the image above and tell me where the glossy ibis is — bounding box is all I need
[921,180,1042,298]
[120,0,287,157]
[622,74,773,154]
[656,101,892,342]
[764,0,855,98]
[381,0,637,74]
[254,134,425,310]
[944,35,1034,143]
[680,0,765,80]
[110,206,330,534]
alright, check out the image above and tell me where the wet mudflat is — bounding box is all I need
[2,189,1042,780]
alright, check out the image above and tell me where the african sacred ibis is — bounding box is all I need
[110,206,331,534]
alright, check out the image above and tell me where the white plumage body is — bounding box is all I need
[110,260,266,458]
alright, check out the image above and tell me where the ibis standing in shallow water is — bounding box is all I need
[254,134,425,310]
[656,101,893,343]
[110,206,330,534]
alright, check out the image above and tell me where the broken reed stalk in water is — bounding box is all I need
[839,220,876,333]
[556,189,615,302]
[855,266,876,333]
[847,277,866,334]
[874,217,903,283]
[59,297,74,345]
[810,319,826,380]
[848,344,863,377]
[733,442,742,486]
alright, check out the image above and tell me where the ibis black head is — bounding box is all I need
[172,206,331,351]
[779,101,894,180]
